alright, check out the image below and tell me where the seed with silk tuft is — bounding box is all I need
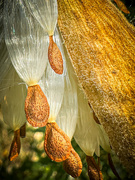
[44,122,72,162]
[63,147,82,178]
[48,35,63,74]
[25,85,50,127]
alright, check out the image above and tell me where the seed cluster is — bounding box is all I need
[44,122,82,177]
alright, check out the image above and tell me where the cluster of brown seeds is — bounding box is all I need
[8,38,82,178]
[44,122,82,178]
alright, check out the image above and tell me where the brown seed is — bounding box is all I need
[44,122,72,162]
[48,35,63,74]
[63,147,82,178]
[86,156,103,180]
[8,129,21,161]
[25,85,50,127]
[20,123,26,138]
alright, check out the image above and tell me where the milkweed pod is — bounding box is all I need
[44,122,72,162]
[63,147,82,178]
[8,129,21,161]
[24,0,58,35]
[25,85,50,127]
[48,35,63,74]
[4,0,48,86]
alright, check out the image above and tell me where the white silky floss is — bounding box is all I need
[4,0,48,86]
[56,49,78,140]
[0,1,12,84]
[1,69,27,131]
[74,89,111,157]
[24,0,58,36]
[0,65,18,102]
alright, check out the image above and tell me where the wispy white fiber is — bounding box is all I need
[74,88,111,157]
[24,0,58,35]
[0,65,22,102]
[39,27,65,122]
[40,62,64,122]
[4,0,48,86]
[1,70,27,131]
[56,47,78,140]
[0,1,12,84]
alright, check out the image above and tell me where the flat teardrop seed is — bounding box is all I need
[63,147,82,178]
[44,122,72,162]
[25,85,50,127]
[8,129,21,161]
[48,35,63,74]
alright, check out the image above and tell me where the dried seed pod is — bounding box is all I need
[86,156,103,180]
[25,85,50,127]
[44,122,72,162]
[20,123,26,138]
[63,147,82,178]
[48,35,63,74]
[8,129,21,161]
[58,0,135,173]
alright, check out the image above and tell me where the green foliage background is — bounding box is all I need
[0,0,135,180]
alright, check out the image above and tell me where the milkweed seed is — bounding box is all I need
[25,85,50,127]
[48,35,63,74]
[63,147,82,178]
[8,129,21,161]
[44,122,72,162]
